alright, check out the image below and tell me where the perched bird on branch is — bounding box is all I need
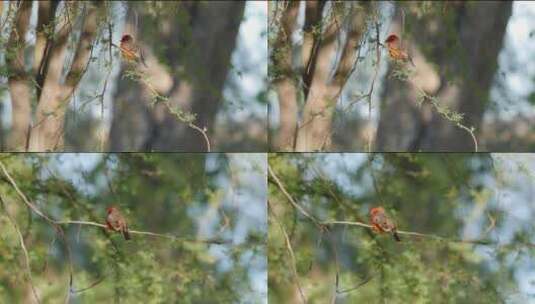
[119,34,147,67]
[106,206,131,240]
[369,206,401,242]
[384,34,415,67]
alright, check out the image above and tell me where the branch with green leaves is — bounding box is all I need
[269,164,531,247]
[122,67,211,152]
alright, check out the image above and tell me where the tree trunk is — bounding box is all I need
[270,1,371,152]
[28,2,101,151]
[109,1,245,151]
[270,1,300,151]
[6,1,33,151]
[376,1,512,151]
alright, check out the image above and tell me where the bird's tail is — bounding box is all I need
[139,50,147,68]
[408,55,416,67]
[123,226,131,240]
[393,231,401,242]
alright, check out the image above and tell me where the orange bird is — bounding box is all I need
[384,34,415,67]
[119,34,147,67]
[106,206,131,240]
[369,207,401,242]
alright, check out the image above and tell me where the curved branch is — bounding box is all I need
[268,165,323,229]
[0,195,41,304]
[321,220,534,247]
[268,201,307,304]
[55,220,231,244]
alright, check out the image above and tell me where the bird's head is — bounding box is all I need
[384,34,399,44]
[120,34,133,43]
[106,206,117,214]
[370,207,385,216]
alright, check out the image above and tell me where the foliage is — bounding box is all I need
[268,153,534,303]
[0,154,266,303]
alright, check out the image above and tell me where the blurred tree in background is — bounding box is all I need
[0,1,267,152]
[268,153,535,303]
[0,153,266,303]
[268,1,535,152]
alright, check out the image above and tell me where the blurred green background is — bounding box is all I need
[0,153,266,303]
[268,153,535,303]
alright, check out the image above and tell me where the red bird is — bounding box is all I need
[369,207,401,242]
[384,34,415,67]
[106,206,131,240]
[119,34,147,67]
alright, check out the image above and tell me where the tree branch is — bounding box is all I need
[332,2,370,87]
[0,195,41,304]
[268,200,307,304]
[1,160,232,245]
[296,2,370,151]
[302,0,326,96]
[268,165,324,229]
[30,2,101,151]
[269,163,533,248]
[55,220,232,244]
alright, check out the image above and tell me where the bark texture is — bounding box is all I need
[29,2,101,151]
[4,2,101,151]
[270,1,371,151]
[6,1,33,151]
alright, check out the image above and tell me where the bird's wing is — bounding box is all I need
[376,214,394,232]
[120,46,138,60]
[107,214,121,231]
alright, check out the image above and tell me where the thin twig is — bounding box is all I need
[320,220,529,246]
[410,84,478,152]
[125,67,212,152]
[268,201,307,304]
[97,19,114,151]
[268,165,323,229]
[70,277,105,294]
[1,161,76,302]
[0,161,55,223]
[269,162,522,246]
[0,195,41,304]
[54,220,231,244]
[366,21,381,152]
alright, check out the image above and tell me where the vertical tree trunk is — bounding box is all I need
[28,2,101,151]
[294,2,370,151]
[376,2,512,151]
[270,1,300,151]
[6,1,33,151]
[270,1,371,152]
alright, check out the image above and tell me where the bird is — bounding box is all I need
[384,34,415,67]
[106,206,131,240]
[119,34,147,67]
[369,206,401,242]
